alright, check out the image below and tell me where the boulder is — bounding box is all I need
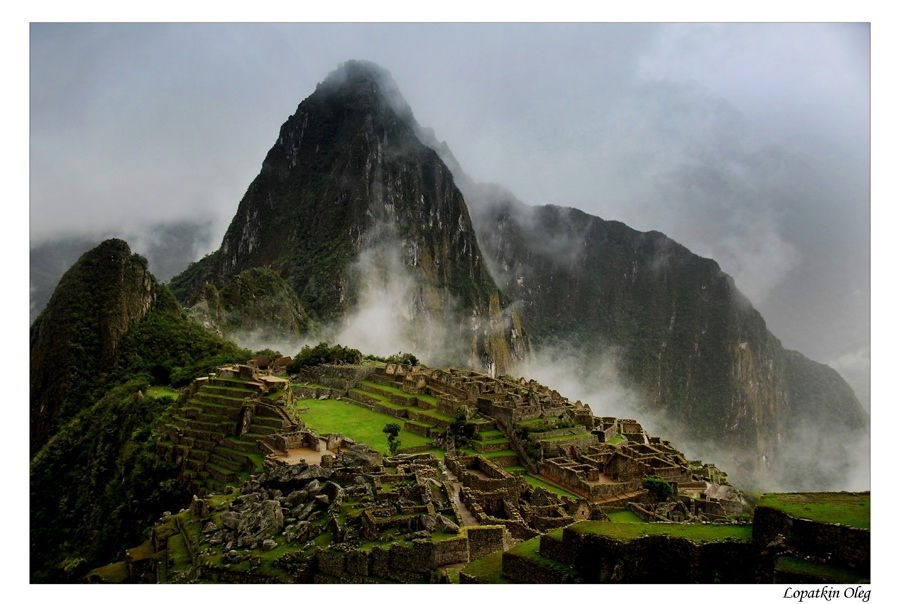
[435,513,460,534]
[419,514,437,532]
[236,499,284,544]
[295,501,317,522]
[221,511,241,530]
[298,465,333,482]
[284,489,308,508]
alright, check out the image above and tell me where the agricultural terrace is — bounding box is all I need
[290,387,579,499]
[503,532,580,581]
[756,492,870,529]
[607,510,646,523]
[291,396,443,456]
[147,385,179,400]
[461,551,508,583]
[566,520,752,543]
[774,555,870,584]
[520,474,579,499]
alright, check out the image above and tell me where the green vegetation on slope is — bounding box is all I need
[30,381,189,582]
[31,275,248,582]
[113,286,250,386]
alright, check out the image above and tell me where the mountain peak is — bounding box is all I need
[314,60,415,124]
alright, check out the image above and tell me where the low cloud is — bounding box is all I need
[332,220,469,367]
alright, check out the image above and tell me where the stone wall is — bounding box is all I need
[292,386,344,400]
[313,537,468,583]
[465,525,509,561]
[752,505,870,574]
[541,528,758,583]
[500,546,579,584]
[267,430,317,453]
[296,364,374,390]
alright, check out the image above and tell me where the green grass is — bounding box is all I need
[506,536,579,579]
[521,474,579,498]
[776,555,869,583]
[607,434,626,446]
[461,551,508,583]
[567,521,752,543]
[245,453,265,473]
[757,492,870,529]
[607,510,646,523]
[535,432,589,443]
[293,397,442,455]
[167,533,192,570]
[147,386,180,400]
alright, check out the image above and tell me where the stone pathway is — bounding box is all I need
[444,467,479,527]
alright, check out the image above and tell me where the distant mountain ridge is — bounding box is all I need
[459,182,868,490]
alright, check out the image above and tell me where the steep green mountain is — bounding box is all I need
[461,184,868,490]
[30,382,189,582]
[169,60,524,371]
[30,239,158,453]
[29,239,249,581]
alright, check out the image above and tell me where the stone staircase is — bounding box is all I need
[158,376,293,493]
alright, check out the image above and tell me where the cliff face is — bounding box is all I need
[30,239,158,452]
[464,186,867,489]
[171,61,520,371]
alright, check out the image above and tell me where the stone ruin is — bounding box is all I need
[138,448,513,583]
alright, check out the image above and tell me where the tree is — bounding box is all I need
[445,407,476,451]
[642,475,674,510]
[383,423,402,456]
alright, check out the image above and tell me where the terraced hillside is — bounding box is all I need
[157,371,295,493]
[296,374,522,465]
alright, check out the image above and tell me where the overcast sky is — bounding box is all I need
[29,22,872,405]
